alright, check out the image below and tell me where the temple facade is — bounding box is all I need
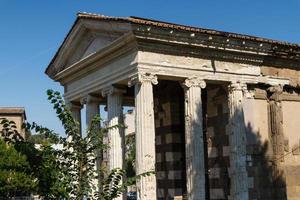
[46,13,300,200]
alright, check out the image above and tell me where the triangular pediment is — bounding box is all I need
[64,31,123,67]
[46,17,132,78]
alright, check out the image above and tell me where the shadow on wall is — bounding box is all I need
[245,121,287,200]
[187,88,287,200]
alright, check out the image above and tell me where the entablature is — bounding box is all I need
[137,51,289,86]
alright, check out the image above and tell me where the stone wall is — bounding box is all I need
[261,66,300,87]
[243,97,285,200]
[154,81,186,200]
[282,101,300,200]
[205,85,230,200]
[0,115,26,138]
[243,90,289,200]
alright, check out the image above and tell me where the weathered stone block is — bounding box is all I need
[165,133,181,144]
[165,152,182,162]
[248,177,254,188]
[209,188,225,199]
[156,153,162,162]
[168,188,183,197]
[292,144,300,155]
[225,124,231,135]
[207,126,215,137]
[156,171,166,180]
[168,170,182,180]
[209,167,220,179]
[284,138,289,152]
[223,146,230,157]
[156,135,162,145]
[207,147,218,158]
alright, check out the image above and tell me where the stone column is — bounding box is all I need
[228,81,249,200]
[129,73,158,200]
[83,95,101,193]
[102,86,126,200]
[85,95,100,127]
[267,85,285,174]
[69,102,82,123]
[182,76,206,200]
[70,103,82,135]
[65,101,82,137]
[102,87,125,167]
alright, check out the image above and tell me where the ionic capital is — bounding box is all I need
[102,86,126,97]
[65,101,82,110]
[267,84,283,101]
[228,81,247,92]
[80,95,100,105]
[128,73,158,87]
[182,76,206,89]
[267,84,283,94]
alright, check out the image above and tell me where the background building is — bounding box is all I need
[0,107,27,139]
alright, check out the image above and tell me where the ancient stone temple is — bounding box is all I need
[46,12,300,200]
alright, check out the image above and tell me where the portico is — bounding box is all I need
[46,13,300,200]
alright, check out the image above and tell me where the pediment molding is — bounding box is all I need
[53,32,137,83]
[46,18,133,79]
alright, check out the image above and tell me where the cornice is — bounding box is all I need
[133,26,300,68]
[46,19,85,77]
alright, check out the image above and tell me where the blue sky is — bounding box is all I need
[0,0,299,134]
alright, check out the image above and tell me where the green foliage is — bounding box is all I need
[0,139,37,198]
[27,133,56,145]
[0,118,24,144]
[0,89,151,199]
[33,143,67,199]
[125,135,136,178]
[0,120,63,199]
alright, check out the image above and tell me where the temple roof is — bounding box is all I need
[46,12,300,79]
[77,12,300,47]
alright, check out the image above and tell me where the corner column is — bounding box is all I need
[66,101,82,135]
[228,81,249,200]
[102,86,125,169]
[85,95,100,127]
[83,95,102,193]
[182,76,206,200]
[69,103,82,123]
[103,86,126,200]
[129,73,158,200]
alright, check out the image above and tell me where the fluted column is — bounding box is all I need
[83,95,101,194]
[103,86,126,200]
[69,103,82,123]
[85,95,100,127]
[66,101,82,134]
[129,73,158,200]
[182,76,206,200]
[228,81,249,200]
[102,87,125,169]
